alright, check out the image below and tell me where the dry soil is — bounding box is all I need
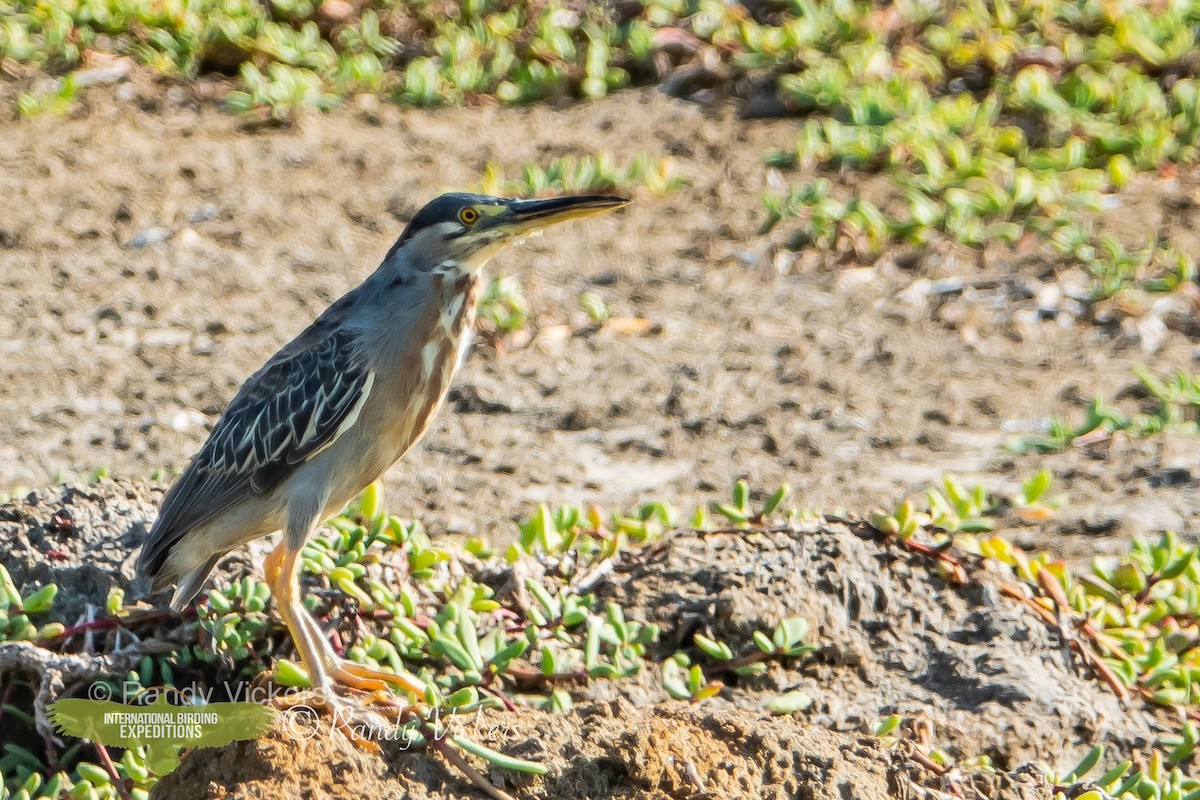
[1,86,1198,563]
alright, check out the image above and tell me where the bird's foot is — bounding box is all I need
[328,658,428,697]
[274,686,413,754]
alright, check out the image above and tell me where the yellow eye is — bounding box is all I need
[459,207,479,225]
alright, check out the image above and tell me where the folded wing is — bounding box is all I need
[136,328,374,583]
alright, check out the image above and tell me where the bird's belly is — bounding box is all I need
[381,333,468,464]
[317,328,471,516]
[312,270,478,519]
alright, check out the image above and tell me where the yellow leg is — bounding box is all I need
[264,540,332,691]
[266,540,391,753]
[265,539,427,753]
[267,539,426,696]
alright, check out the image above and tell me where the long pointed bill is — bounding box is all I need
[499,194,631,233]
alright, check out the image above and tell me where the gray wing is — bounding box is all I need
[137,326,375,582]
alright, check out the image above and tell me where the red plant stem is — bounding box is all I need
[502,661,588,689]
[722,650,772,672]
[48,608,194,646]
[907,748,947,776]
[1069,639,1131,706]
[479,683,518,712]
[999,582,1058,627]
[94,743,132,800]
[1000,583,1131,706]
[52,617,122,642]
[1036,568,1071,610]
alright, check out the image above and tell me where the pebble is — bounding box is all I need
[141,329,191,347]
[771,248,795,276]
[1134,314,1168,354]
[835,267,876,293]
[187,204,218,223]
[175,227,202,249]
[127,227,170,248]
[1035,282,1061,314]
[73,58,133,87]
[318,0,354,19]
[170,409,209,432]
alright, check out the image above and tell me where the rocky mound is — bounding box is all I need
[0,482,1165,798]
[592,521,1160,768]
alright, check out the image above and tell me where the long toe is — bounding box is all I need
[295,604,427,698]
[332,659,427,697]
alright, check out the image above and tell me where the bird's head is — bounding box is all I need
[390,191,630,273]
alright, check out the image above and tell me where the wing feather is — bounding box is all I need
[137,327,373,582]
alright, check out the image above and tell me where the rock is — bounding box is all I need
[0,480,160,621]
[127,227,171,248]
[594,523,1160,768]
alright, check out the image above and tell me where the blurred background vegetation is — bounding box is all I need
[3,0,1200,298]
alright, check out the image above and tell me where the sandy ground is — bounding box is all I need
[1,85,1199,563]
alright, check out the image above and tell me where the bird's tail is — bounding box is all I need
[136,520,223,611]
[167,553,222,610]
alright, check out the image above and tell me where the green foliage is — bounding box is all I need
[1008,367,1200,454]
[480,153,685,197]
[708,479,796,528]
[579,292,609,323]
[507,498,676,563]
[766,688,813,715]
[8,0,1199,301]
[477,275,529,336]
[862,471,1200,794]
[661,654,720,703]
[224,62,337,120]
[1078,236,1198,300]
[752,0,1200,297]
[0,566,65,643]
[1049,748,1200,799]
[0,480,817,798]
[0,1,652,116]
[869,473,1010,541]
[979,526,1200,775]
[194,576,273,670]
[17,75,79,117]
[873,713,903,738]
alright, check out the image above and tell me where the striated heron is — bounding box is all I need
[135,191,629,742]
